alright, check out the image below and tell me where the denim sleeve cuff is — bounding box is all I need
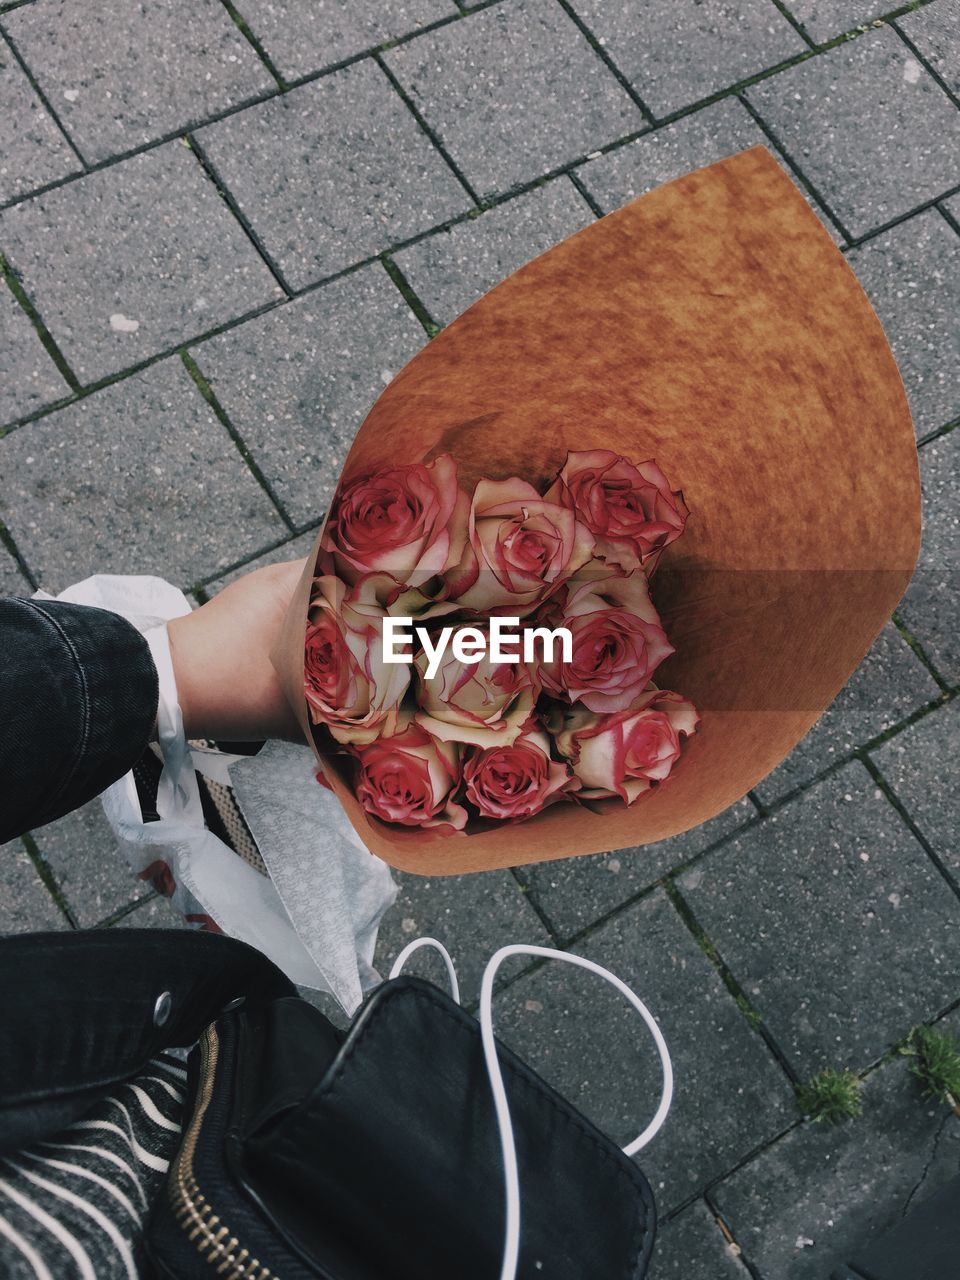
[0,598,159,843]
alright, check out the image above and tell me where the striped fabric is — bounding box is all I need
[0,1056,187,1279]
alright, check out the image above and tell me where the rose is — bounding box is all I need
[446,477,594,615]
[536,564,673,714]
[414,626,535,748]
[552,688,699,804]
[321,454,468,587]
[303,574,410,745]
[463,726,577,821]
[545,450,688,573]
[353,725,467,830]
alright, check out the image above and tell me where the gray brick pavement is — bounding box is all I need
[847,208,960,439]
[872,698,960,878]
[745,25,960,239]
[235,0,456,83]
[681,763,960,1076]
[753,621,941,804]
[896,427,959,684]
[568,0,806,117]
[191,263,426,523]
[196,61,470,289]
[713,1014,960,1279]
[576,95,842,242]
[3,0,275,164]
[517,796,758,940]
[0,142,283,384]
[394,176,594,326]
[897,0,960,98]
[0,1,957,1272]
[0,37,81,204]
[0,276,69,423]
[0,358,286,590]
[384,0,644,197]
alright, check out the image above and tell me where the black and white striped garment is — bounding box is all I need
[0,1055,186,1279]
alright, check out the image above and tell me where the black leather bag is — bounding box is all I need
[145,974,658,1280]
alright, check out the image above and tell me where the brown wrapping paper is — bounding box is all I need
[272,146,920,876]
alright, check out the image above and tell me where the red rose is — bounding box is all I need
[321,454,468,587]
[537,564,673,714]
[414,624,535,748]
[303,575,410,745]
[463,725,578,821]
[446,476,595,615]
[552,688,699,804]
[545,450,688,573]
[353,725,467,830]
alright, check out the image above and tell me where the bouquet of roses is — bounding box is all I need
[302,449,699,835]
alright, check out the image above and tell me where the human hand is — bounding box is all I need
[167,559,307,743]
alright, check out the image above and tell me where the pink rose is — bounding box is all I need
[463,726,577,821]
[353,725,467,830]
[414,626,535,748]
[321,454,468,587]
[552,688,699,804]
[303,575,410,745]
[545,450,688,573]
[446,477,595,615]
[537,564,673,714]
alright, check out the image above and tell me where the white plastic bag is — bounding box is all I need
[37,574,397,1014]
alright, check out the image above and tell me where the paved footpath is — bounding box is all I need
[1,0,958,1273]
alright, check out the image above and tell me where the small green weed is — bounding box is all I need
[796,1069,863,1124]
[907,1025,960,1112]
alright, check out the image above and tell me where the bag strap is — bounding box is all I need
[391,938,673,1280]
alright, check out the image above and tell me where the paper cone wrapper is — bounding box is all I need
[272,146,920,876]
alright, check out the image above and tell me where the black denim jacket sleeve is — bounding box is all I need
[0,596,159,844]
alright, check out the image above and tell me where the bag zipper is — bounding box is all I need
[168,1024,277,1280]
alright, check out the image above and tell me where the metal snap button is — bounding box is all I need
[153,991,172,1028]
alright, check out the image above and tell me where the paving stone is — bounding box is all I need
[494,889,795,1212]
[0,358,286,591]
[518,796,757,941]
[28,799,145,927]
[384,0,643,198]
[0,279,70,425]
[754,622,940,804]
[236,0,456,83]
[650,1199,750,1280]
[0,547,30,595]
[205,528,319,593]
[568,0,805,118]
[680,762,960,1077]
[191,264,426,522]
[0,42,79,203]
[897,429,959,684]
[196,61,469,290]
[3,0,274,164]
[373,868,550,1005]
[781,0,895,42]
[394,178,594,327]
[898,0,960,97]
[575,97,842,242]
[713,1038,960,1280]
[0,142,282,383]
[0,840,68,933]
[745,26,960,239]
[113,893,189,929]
[847,210,960,439]
[872,699,959,879]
